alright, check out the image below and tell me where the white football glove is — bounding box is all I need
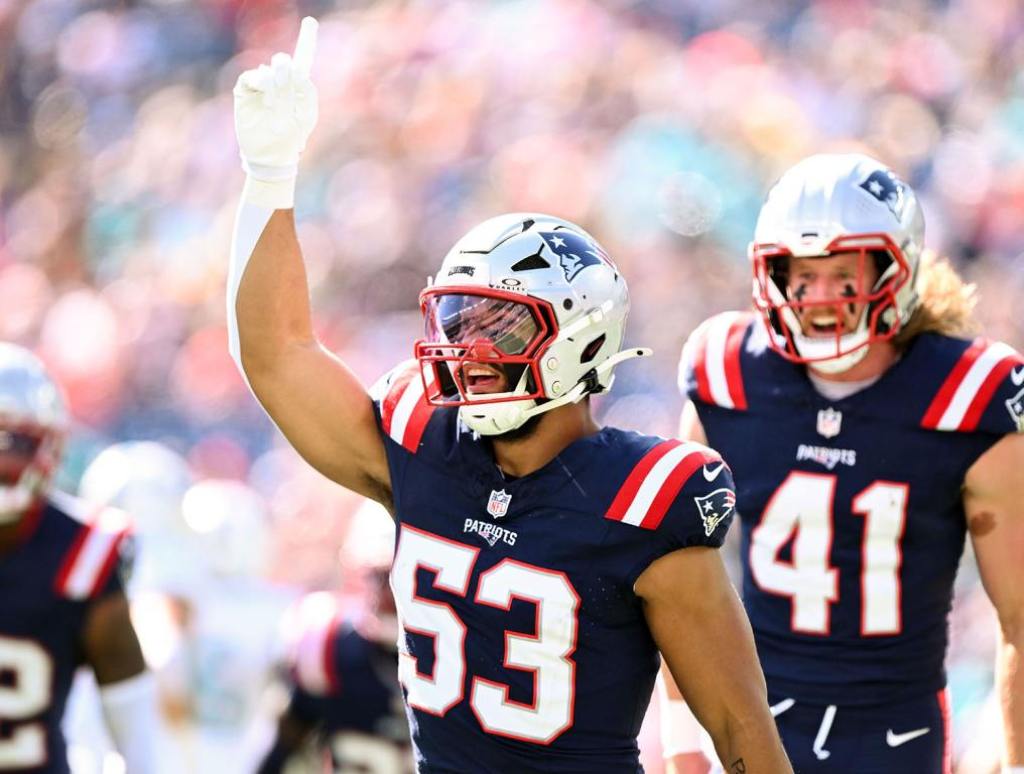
[233,16,319,209]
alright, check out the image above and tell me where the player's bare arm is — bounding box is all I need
[636,547,793,774]
[81,591,146,683]
[230,18,390,504]
[80,588,161,772]
[256,705,315,774]
[964,431,1024,769]
[657,399,714,774]
[678,400,708,445]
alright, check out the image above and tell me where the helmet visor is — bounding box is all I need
[423,293,541,355]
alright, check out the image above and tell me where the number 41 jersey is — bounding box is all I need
[371,362,736,773]
[680,312,1024,706]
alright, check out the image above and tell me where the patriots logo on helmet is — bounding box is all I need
[540,231,611,282]
[1006,386,1024,433]
[693,487,736,537]
[859,169,907,219]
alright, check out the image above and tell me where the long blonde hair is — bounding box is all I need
[893,250,979,349]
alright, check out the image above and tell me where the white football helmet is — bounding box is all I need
[181,479,270,580]
[0,344,68,523]
[750,153,925,373]
[79,441,195,593]
[416,213,650,435]
[342,499,397,647]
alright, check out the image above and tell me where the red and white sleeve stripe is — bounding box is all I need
[921,339,1023,431]
[290,592,341,696]
[681,313,748,410]
[54,508,130,600]
[379,363,437,453]
[605,440,721,530]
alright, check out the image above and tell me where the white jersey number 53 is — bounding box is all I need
[390,525,579,745]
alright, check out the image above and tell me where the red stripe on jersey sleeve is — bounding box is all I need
[605,440,681,523]
[723,318,748,411]
[53,523,93,595]
[400,393,437,453]
[921,338,986,429]
[88,530,128,598]
[690,330,713,404]
[639,449,721,530]
[959,355,1021,431]
[381,368,416,435]
[323,614,342,694]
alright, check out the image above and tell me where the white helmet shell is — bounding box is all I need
[419,213,643,435]
[751,154,925,373]
[0,344,67,522]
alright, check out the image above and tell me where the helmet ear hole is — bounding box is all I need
[581,334,606,364]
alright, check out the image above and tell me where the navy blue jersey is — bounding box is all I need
[679,312,1024,706]
[371,362,736,773]
[0,492,129,773]
[287,593,410,772]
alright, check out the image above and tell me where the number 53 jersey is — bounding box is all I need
[371,363,736,773]
[680,312,1024,706]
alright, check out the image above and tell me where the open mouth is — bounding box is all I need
[460,364,508,394]
[805,314,847,337]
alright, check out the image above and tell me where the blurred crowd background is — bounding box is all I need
[1,0,1022,771]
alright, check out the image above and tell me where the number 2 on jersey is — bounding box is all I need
[750,471,908,636]
[0,636,51,767]
[390,525,579,744]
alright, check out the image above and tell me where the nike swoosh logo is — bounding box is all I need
[1012,366,1024,387]
[702,462,725,482]
[886,727,930,747]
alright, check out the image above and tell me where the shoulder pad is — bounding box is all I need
[604,439,723,531]
[286,591,342,696]
[920,338,1024,434]
[678,312,755,410]
[53,500,132,600]
[370,360,438,453]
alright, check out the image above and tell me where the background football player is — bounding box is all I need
[662,154,1024,773]
[227,18,791,773]
[257,500,410,774]
[0,343,160,773]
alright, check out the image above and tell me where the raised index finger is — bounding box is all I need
[292,16,318,78]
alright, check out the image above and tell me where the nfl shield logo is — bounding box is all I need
[487,489,512,519]
[816,407,843,438]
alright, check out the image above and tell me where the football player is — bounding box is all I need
[163,479,295,774]
[662,153,1024,773]
[227,18,792,774]
[258,501,410,774]
[0,343,159,773]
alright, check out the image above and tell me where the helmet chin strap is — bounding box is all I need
[461,347,652,436]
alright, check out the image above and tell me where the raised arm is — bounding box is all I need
[964,431,1024,770]
[229,18,389,503]
[636,547,791,774]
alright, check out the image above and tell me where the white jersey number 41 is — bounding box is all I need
[750,471,908,636]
